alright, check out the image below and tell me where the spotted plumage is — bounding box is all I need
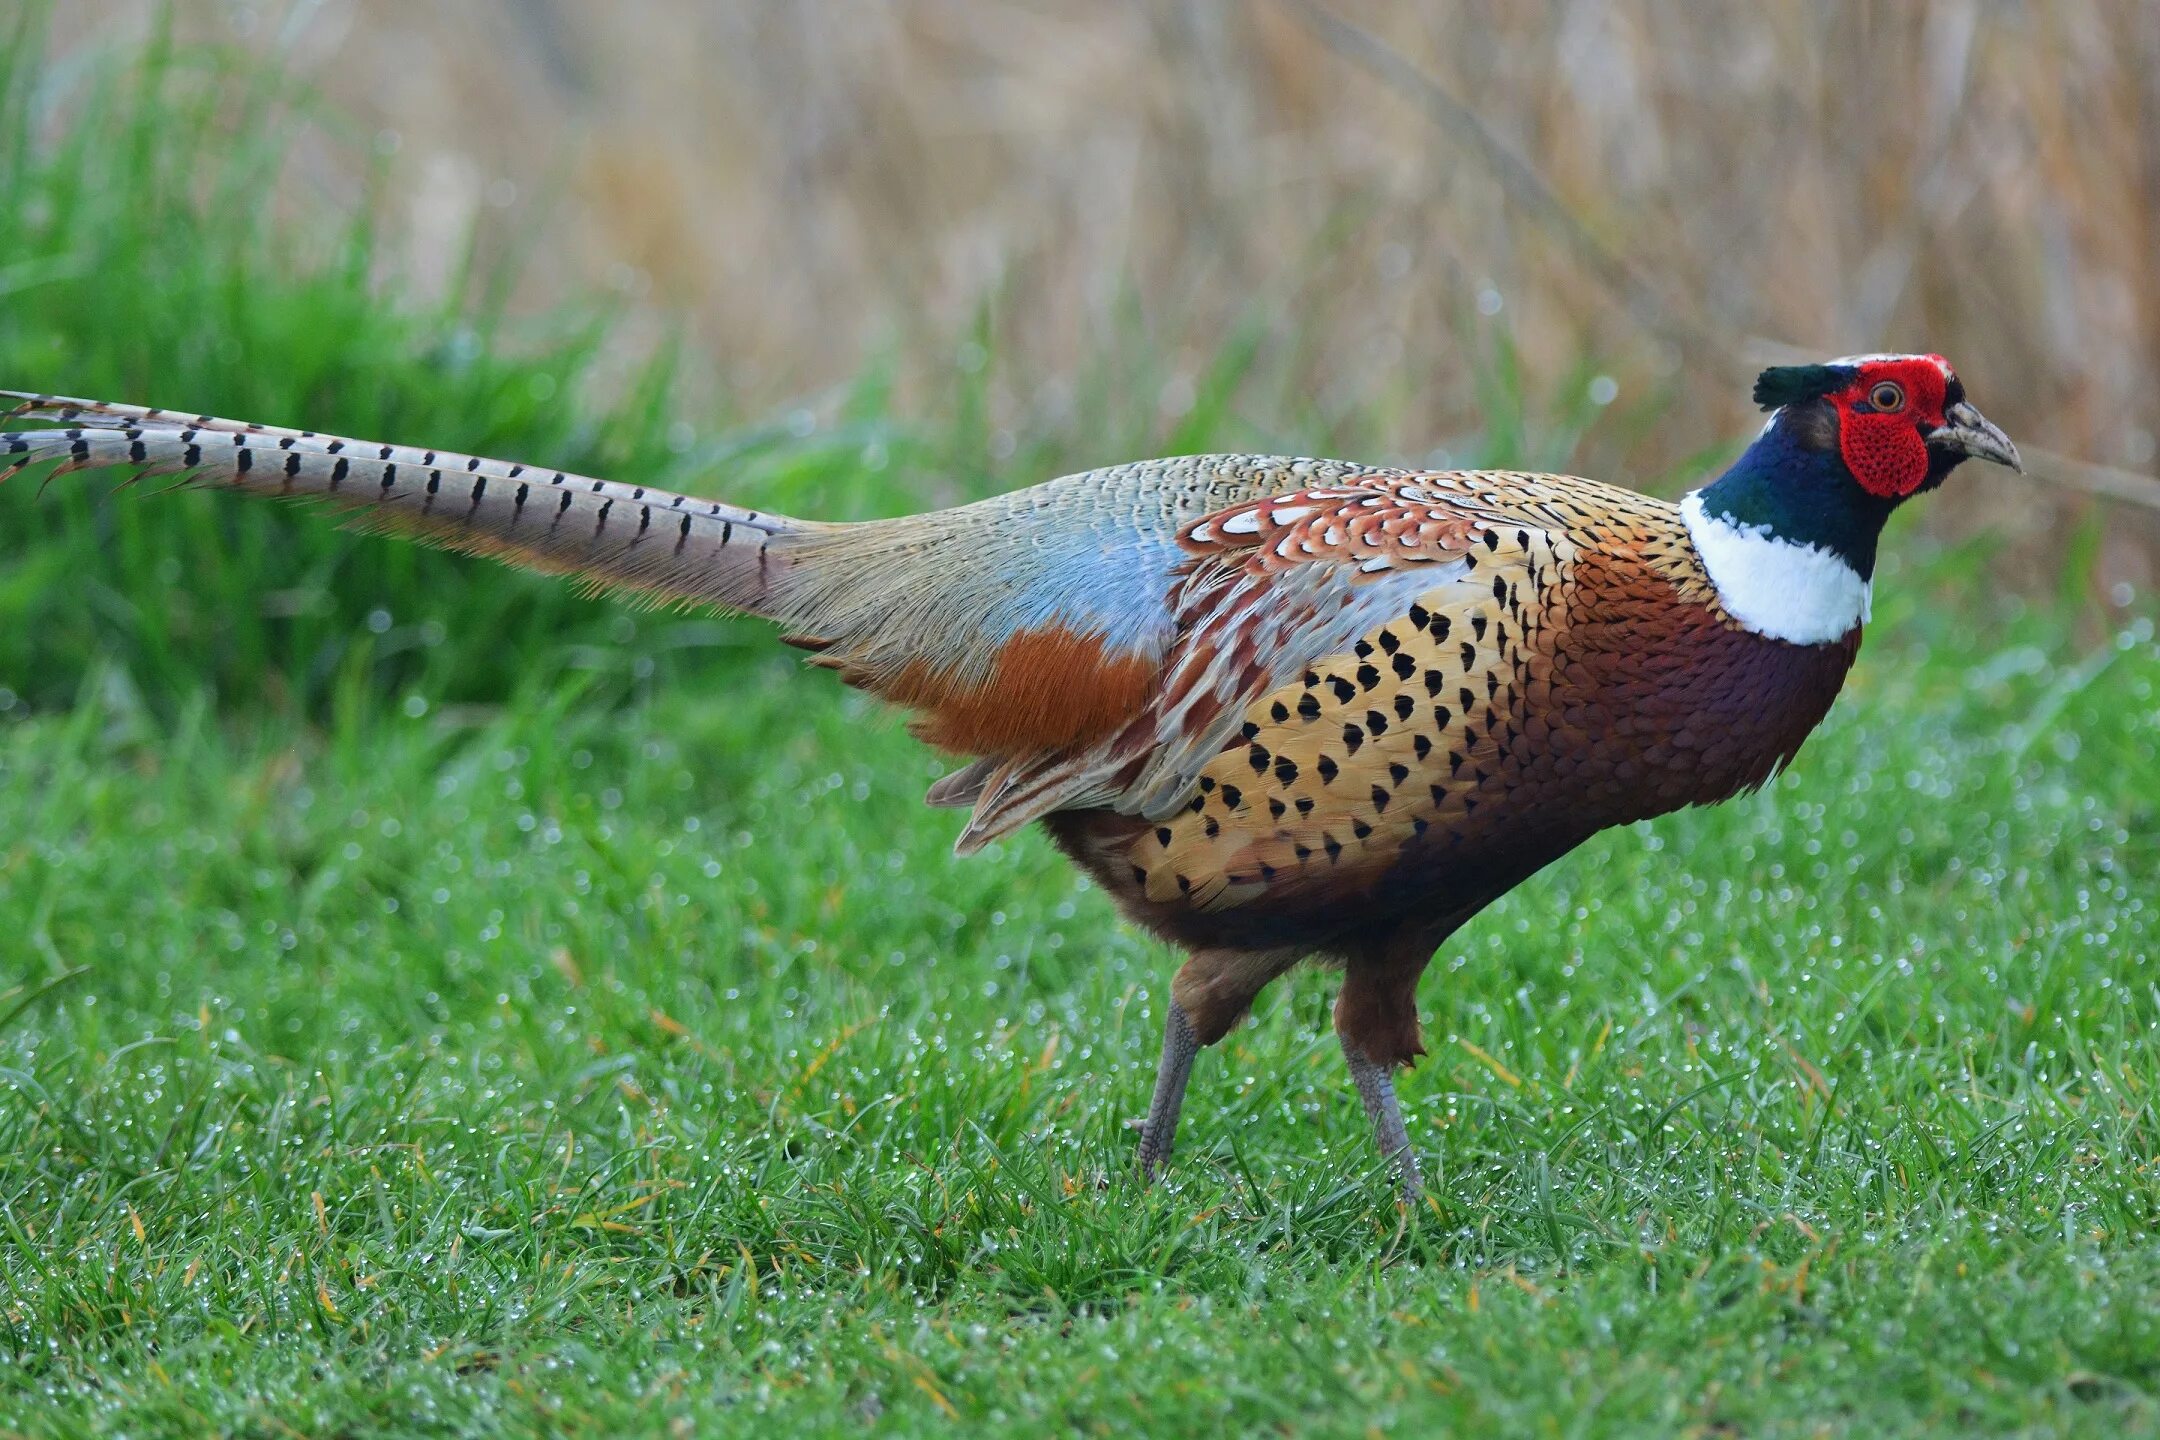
[0,353,2022,1195]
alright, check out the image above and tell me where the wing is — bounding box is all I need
[951,473,1576,863]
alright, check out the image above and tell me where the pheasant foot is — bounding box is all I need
[1343,1041,1422,1201]
[1137,1000,1198,1181]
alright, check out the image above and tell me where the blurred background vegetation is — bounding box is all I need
[5,1,2156,725]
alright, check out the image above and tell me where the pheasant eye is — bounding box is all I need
[1867,381,1905,412]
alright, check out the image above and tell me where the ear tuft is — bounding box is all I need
[1753,364,1852,412]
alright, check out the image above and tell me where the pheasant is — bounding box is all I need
[1,354,2019,1195]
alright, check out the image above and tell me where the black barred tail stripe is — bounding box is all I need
[0,391,806,613]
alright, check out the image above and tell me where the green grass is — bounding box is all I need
[3,578,2157,1437]
[5,18,2160,1440]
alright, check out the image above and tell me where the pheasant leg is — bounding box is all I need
[1343,1041,1422,1201]
[1137,1001,1198,1180]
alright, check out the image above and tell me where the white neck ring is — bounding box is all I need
[1681,492,1870,646]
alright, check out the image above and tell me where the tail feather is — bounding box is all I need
[0,391,822,615]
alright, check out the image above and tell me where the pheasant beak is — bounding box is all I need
[1928,400,2023,473]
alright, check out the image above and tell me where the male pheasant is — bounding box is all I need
[1,354,2019,1195]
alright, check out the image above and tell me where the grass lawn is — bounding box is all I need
[4,21,2160,1439]
[2,560,2157,1437]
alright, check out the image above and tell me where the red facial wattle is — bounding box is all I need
[1834,357,1951,499]
[1837,407,1929,498]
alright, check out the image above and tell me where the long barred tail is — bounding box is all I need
[0,391,825,614]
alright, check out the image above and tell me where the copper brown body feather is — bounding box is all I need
[1038,474,1860,1055]
[865,625,1160,757]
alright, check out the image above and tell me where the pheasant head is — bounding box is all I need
[1684,353,2021,645]
[1751,353,2022,497]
